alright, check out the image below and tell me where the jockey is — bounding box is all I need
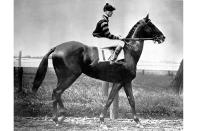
[93,3,124,64]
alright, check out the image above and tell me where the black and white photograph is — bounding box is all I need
[14,0,183,130]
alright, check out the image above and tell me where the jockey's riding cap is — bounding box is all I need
[103,3,116,12]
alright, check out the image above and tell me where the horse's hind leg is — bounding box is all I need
[52,55,82,124]
[52,73,80,124]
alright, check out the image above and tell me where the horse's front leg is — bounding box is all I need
[100,83,122,122]
[124,82,143,127]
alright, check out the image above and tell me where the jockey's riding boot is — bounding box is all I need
[89,47,99,66]
[109,45,123,64]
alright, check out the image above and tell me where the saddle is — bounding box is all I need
[88,45,124,66]
[99,46,124,62]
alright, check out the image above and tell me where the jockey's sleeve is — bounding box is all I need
[101,21,119,40]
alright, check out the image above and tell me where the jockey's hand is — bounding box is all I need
[120,38,126,41]
[118,35,125,41]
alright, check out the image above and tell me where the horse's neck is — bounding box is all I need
[124,40,144,64]
[124,27,145,64]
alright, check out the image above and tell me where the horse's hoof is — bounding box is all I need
[136,123,144,128]
[52,117,59,125]
[100,123,108,130]
[99,117,104,123]
[53,120,59,126]
[58,115,66,124]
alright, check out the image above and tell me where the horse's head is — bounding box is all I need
[141,14,165,44]
[127,14,165,44]
[123,14,166,63]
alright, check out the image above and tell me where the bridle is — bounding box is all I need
[122,19,162,45]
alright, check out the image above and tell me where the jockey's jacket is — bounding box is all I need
[93,15,119,40]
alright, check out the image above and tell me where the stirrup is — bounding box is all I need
[109,60,115,64]
[109,57,117,64]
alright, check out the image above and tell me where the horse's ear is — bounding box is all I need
[144,13,149,22]
[145,13,149,20]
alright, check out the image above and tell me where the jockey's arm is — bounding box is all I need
[101,21,119,40]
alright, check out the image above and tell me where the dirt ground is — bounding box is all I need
[14,116,183,131]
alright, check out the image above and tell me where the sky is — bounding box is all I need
[14,0,183,63]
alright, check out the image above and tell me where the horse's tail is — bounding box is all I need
[32,47,56,93]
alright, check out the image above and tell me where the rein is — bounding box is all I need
[122,38,154,41]
[121,38,154,48]
[101,38,154,50]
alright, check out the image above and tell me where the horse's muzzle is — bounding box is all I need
[154,35,165,44]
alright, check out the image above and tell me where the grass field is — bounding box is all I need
[14,67,183,119]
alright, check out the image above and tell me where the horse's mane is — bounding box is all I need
[102,19,142,50]
[126,20,141,38]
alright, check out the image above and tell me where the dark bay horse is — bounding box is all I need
[32,14,165,126]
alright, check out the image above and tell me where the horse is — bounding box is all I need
[32,14,165,126]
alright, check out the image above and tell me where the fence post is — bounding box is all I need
[18,51,23,92]
[142,69,145,75]
[110,84,119,120]
[102,82,109,97]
